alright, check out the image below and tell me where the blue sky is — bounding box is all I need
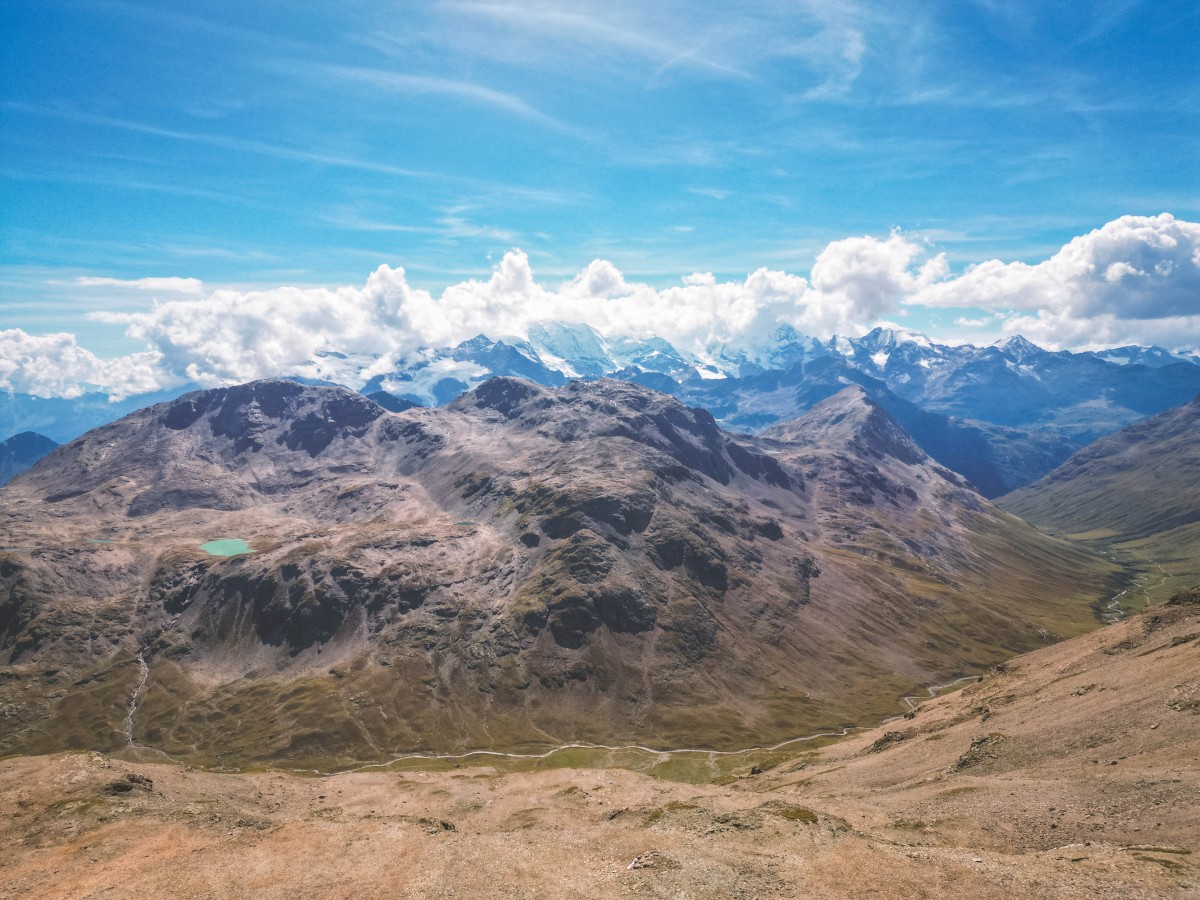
[2,0,1199,394]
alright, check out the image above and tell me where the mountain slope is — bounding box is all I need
[1002,394,1200,540]
[1000,394,1200,603]
[0,387,193,445]
[761,385,927,465]
[2,589,1195,900]
[0,431,58,485]
[0,379,1120,767]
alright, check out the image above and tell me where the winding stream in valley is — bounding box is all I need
[123,651,150,747]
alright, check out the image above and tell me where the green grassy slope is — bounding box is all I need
[1000,394,1200,606]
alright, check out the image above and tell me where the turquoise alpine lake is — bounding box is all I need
[200,538,253,557]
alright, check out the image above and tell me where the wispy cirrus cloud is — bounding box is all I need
[73,276,206,294]
[3,102,447,181]
[433,0,873,93]
[4,101,581,205]
[320,203,519,244]
[320,212,438,235]
[442,1,747,76]
[309,64,558,125]
[1,166,258,206]
[688,187,732,200]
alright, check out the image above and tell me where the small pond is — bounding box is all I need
[200,538,254,557]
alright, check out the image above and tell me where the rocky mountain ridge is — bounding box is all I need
[363,324,1200,433]
[7,328,1199,494]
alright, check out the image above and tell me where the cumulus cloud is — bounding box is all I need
[80,235,936,391]
[6,214,1199,398]
[804,232,947,336]
[909,214,1200,350]
[0,329,170,400]
[90,269,432,388]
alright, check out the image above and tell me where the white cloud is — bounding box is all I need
[804,231,947,335]
[0,329,169,400]
[689,187,732,200]
[314,65,562,128]
[568,259,631,298]
[74,276,206,294]
[6,215,1200,399]
[999,311,1200,353]
[909,214,1200,350]
[82,234,937,390]
[90,271,431,389]
[436,0,874,93]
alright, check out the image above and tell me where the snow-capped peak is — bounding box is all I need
[993,334,1044,361]
[526,322,614,377]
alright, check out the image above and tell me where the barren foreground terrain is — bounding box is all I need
[2,591,1196,899]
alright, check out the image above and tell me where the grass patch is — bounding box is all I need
[646,756,713,784]
[1132,854,1187,873]
[767,804,819,824]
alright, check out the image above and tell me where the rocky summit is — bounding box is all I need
[0,378,1119,768]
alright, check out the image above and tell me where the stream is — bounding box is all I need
[123,652,150,747]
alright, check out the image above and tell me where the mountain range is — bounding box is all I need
[365,325,1200,445]
[2,370,1197,898]
[0,377,1119,768]
[6,327,1199,499]
[0,386,189,446]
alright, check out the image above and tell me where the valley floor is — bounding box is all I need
[1,595,1197,899]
